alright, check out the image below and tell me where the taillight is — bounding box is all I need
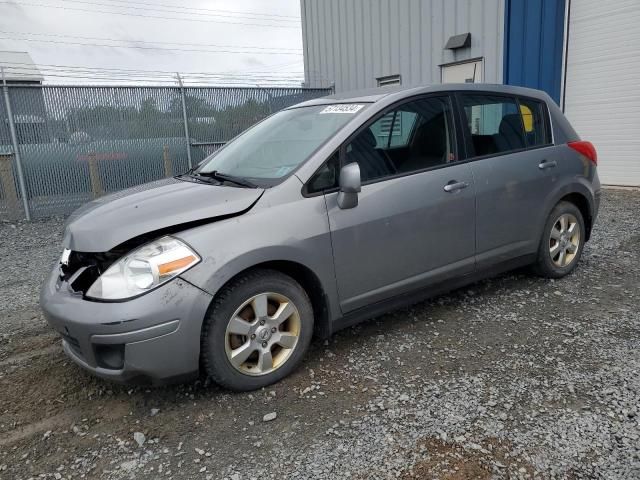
[568,141,597,165]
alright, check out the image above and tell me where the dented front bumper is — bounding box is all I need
[40,269,212,384]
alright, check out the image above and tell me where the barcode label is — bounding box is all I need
[320,104,365,114]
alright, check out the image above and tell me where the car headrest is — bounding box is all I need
[412,114,446,156]
[356,127,377,149]
[499,114,524,138]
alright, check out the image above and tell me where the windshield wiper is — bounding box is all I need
[175,170,212,185]
[195,170,258,188]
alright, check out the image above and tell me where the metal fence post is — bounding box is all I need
[176,73,193,169]
[1,68,31,221]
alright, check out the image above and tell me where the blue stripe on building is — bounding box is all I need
[503,0,566,105]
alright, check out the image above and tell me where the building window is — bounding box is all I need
[376,74,401,87]
[441,59,483,84]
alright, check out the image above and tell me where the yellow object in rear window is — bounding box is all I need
[520,104,533,132]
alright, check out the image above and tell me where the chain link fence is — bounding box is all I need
[0,84,332,220]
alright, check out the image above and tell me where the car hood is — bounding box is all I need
[63,177,264,252]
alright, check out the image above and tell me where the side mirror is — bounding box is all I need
[337,162,361,209]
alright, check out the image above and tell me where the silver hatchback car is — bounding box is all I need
[41,84,600,391]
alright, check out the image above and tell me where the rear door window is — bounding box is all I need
[460,94,525,157]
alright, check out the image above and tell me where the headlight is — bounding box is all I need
[86,236,200,300]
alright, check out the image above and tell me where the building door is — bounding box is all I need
[441,59,484,84]
[563,0,640,186]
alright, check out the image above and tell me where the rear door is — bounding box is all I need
[322,95,476,313]
[456,92,558,267]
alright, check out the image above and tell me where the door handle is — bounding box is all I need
[443,181,469,193]
[538,159,557,170]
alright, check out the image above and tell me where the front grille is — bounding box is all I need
[60,251,105,282]
[57,234,154,295]
[59,251,119,295]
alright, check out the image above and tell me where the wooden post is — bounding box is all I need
[163,145,173,177]
[0,153,20,218]
[88,152,103,198]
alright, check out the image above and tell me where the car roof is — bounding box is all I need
[288,83,552,109]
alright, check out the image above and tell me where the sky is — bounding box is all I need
[0,0,305,86]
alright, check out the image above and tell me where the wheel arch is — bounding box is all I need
[558,192,593,241]
[200,260,333,340]
[541,181,595,243]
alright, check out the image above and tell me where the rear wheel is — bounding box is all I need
[201,269,313,391]
[533,201,585,278]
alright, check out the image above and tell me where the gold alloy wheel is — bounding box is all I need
[549,213,581,268]
[224,292,301,376]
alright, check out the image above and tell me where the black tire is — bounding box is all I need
[201,269,314,391]
[533,201,585,279]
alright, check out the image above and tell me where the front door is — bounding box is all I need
[325,95,476,313]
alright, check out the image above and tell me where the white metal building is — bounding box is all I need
[562,0,640,186]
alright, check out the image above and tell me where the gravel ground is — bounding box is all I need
[0,189,639,479]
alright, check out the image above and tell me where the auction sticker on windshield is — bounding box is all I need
[320,104,365,114]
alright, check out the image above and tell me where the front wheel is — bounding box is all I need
[533,201,585,279]
[201,269,314,391]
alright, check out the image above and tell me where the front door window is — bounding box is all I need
[344,96,457,183]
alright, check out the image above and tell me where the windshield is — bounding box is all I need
[196,104,366,184]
